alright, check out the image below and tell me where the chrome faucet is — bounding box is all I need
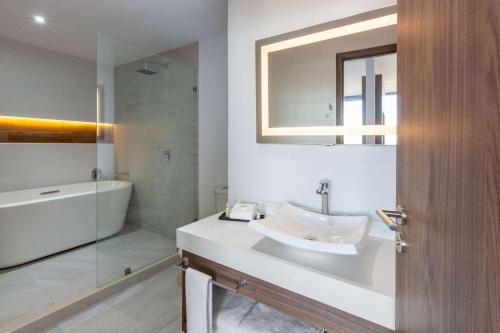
[316,179,330,215]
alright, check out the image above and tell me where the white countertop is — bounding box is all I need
[177,211,395,329]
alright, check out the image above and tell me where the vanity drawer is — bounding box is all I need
[181,251,392,333]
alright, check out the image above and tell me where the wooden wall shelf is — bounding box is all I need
[0,116,113,143]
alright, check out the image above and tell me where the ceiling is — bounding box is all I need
[0,0,227,62]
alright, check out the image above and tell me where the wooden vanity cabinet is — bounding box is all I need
[180,251,392,333]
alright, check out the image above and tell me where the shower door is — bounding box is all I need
[96,33,198,286]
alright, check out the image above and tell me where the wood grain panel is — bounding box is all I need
[181,251,392,333]
[397,0,500,331]
[0,117,113,143]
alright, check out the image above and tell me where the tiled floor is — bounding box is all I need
[0,227,177,332]
[42,265,182,333]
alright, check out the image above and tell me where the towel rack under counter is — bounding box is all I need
[176,256,248,294]
[179,250,393,333]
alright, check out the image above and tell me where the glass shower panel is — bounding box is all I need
[96,33,198,286]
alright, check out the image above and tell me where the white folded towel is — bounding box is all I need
[229,203,257,220]
[186,268,213,333]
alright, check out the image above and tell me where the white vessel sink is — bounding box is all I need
[248,203,370,255]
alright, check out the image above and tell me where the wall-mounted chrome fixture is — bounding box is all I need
[316,179,330,215]
[91,168,102,181]
[136,62,169,76]
[162,147,171,161]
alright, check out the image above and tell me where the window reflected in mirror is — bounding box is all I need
[338,46,397,145]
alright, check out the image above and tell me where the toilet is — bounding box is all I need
[214,185,228,213]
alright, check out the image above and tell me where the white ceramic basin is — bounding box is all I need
[248,203,370,255]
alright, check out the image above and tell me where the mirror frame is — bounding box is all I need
[255,5,397,144]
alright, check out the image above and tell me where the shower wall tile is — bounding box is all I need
[115,55,198,240]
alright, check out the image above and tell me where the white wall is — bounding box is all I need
[228,0,396,219]
[0,36,96,122]
[0,37,101,192]
[198,33,229,218]
[0,144,96,192]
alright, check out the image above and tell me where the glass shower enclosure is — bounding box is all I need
[96,33,198,286]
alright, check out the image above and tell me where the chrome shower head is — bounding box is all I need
[136,68,157,75]
[136,62,168,76]
[136,63,157,75]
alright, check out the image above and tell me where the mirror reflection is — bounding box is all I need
[257,7,397,145]
[339,48,397,145]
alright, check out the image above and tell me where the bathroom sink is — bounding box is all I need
[248,203,370,255]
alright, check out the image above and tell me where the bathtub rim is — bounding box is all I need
[0,180,132,209]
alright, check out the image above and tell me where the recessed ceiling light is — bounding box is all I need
[34,15,46,24]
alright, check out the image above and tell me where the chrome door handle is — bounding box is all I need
[376,205,407,231]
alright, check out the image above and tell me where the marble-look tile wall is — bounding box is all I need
[113,54,198,241]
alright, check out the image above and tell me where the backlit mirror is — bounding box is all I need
[256,6,397,145]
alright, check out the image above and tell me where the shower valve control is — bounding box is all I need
[162,148,171,161]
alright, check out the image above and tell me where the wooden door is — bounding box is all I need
[397,0,500,332]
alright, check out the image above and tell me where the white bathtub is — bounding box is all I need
[0,181,132,269]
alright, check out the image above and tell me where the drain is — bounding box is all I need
[124,267,132,276]
[304,235,318,241]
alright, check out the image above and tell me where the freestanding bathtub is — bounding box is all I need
[0,180,132,269]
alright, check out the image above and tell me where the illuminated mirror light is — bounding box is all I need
[260,13,397,137]
[261,125,396,137]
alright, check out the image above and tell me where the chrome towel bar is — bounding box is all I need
[176,258,247,294]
